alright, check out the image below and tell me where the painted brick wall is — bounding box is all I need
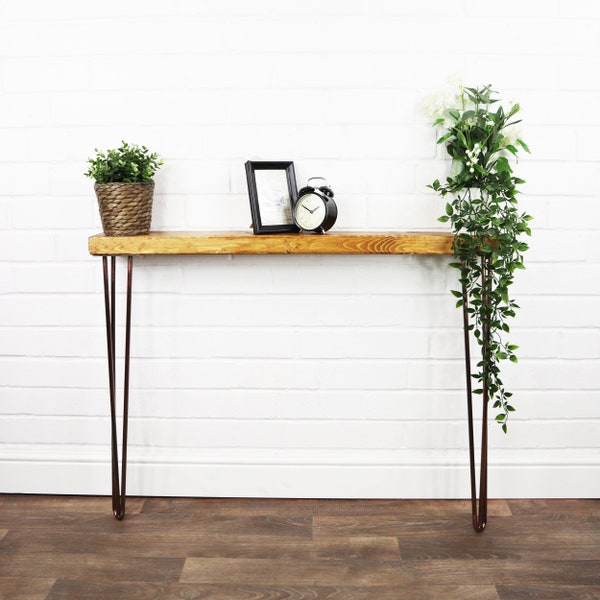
[0,0,598,498]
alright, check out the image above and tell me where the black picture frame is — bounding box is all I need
[245,160,299,234]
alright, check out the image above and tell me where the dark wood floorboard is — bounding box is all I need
[0,495,598,600]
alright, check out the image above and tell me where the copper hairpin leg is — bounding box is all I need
[461,256,489,533]
[102,255,133,520]
[98,252,487,529]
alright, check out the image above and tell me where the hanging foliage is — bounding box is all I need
[427,84,532,432]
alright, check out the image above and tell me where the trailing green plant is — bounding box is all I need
[426,83,532,433]
[85,141,163,183]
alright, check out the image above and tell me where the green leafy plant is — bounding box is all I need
[427,84,532,432]
[85,141,163,183]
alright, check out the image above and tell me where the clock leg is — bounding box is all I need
[102,255,134,520]
[461,256,489,533]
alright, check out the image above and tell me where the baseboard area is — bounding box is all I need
[1,446,598,498]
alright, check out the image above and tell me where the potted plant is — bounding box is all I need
[85,141,163,236]
[426,84,532,433]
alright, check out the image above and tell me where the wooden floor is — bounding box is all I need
[0,496,598,599]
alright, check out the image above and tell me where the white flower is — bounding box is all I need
[423,89,456,122]
[502,124,522,148]
[423,78,465,122]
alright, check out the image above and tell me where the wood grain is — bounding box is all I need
[1,496,598,600]
[88,230,454,256]
[497,585,600,599]
[46,581,502,600]
[0,577,55,600]
[180,556,600,587]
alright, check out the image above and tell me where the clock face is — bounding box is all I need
[294,193,326,231]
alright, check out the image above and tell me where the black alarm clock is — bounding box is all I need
[292,177,337,233]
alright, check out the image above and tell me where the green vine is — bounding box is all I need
[427,84,533,432]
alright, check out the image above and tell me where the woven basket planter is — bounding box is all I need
[94,182,154,236]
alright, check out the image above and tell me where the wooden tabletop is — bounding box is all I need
[88,230,454,256]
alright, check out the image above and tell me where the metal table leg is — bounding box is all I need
[102,255,133,520]
[98,250,488,529]
[461,256,489,533]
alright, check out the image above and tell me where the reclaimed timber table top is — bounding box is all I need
[88,230,454,256]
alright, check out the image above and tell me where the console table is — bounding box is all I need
[88,230,488,532]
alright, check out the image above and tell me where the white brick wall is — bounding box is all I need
[0,0,599,499]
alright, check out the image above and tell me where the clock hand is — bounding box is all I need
[302,204,312,213]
